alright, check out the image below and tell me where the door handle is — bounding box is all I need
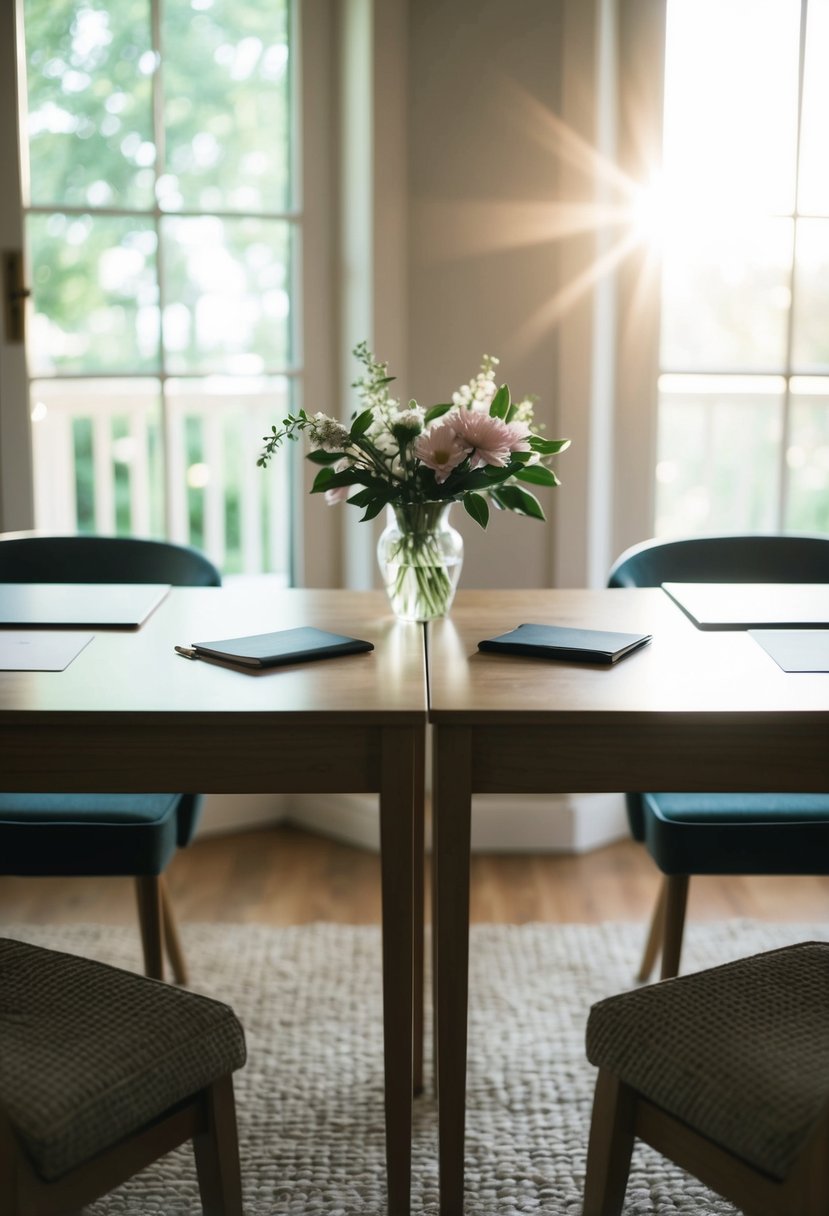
[3,249,31,344]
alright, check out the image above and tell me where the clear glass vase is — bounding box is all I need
[376,502,464,622]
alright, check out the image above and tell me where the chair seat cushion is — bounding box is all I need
[641,792,829,874]
[586,941,829,1180]
[0,793,183,875]
[0,938,246,1181]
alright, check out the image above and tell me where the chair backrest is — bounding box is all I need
[608,533,829,589]
[608,532,829,842]
[0,533,221,587]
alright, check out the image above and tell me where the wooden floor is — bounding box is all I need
[0,823,828,928]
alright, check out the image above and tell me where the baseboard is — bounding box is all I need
[197,789,630,854]
[285,794,384,852]
[286,791,629,853]
[198,793,287,836]
[470,792,629,852]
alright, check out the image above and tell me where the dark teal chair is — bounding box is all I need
[608,533,829,981]
[0,533,222,984]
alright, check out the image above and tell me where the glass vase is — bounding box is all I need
[376,502,464,622]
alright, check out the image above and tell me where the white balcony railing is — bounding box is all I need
[29,376,293,579]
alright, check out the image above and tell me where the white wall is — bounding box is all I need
[407,0,565,588]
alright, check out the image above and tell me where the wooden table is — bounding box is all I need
[0,586,427,1216]
[428,588,829,1215]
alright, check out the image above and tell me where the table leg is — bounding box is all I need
[379,724,415,1216]
[413,724,426,1097]
[434,725,473,1216]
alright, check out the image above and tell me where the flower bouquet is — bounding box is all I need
[259,342,569,620]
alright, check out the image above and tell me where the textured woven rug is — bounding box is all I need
[5,918,828,1214]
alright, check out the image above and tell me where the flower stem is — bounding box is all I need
[379,503,462,622]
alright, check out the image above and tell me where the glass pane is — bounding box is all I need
[798,0,829,213]
[160,0,290,214]
[660,217,792,371]
[23,0,155,209]
[166,376,293,578]
[30,378,163,535]
[786,377,829,531]
[161,216,291,375]
[655,374,784,535]
[791,219,829,371]
[27,214,160,376]
[663,0,800,216]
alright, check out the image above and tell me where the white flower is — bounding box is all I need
[392,407,425,443]
[395,407,424,432]
[310,412,350,452]
[452,354,501,411]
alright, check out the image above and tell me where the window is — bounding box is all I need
[20,0,298,576]
[653,0,829,537]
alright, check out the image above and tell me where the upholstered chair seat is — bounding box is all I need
[584,941,829,1216]
[0,937,246,1214]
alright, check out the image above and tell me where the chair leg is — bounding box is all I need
[159,876,189,986]
[134,876,165,981]
[583,1068,637,1216]
[637,878,667,983]
[660,874,690,980]
[193,1075,244,1216]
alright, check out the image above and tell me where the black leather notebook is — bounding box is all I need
[186,626,374,669]
[478,623,652,665]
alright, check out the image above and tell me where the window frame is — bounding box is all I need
[0,0,341,584]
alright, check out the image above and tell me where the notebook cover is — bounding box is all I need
[478,623,652,664]
[749,629,829,672]
[191,626,374,668]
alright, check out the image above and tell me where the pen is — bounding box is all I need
[174,645,198,660]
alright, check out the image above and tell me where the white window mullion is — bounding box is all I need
[778,0,810,530]
[202,411,225,565]
[165,402,187,543]
[92,413,116,533]
[129,409,151,535]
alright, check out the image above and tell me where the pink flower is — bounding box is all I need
[451,410,527,469]
[505,419,532,453]
[325,459,351,505]
[414,422,472,483]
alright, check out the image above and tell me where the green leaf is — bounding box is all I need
[306,449,344,465]
[311,467,367,494]
[489,384,510,420]
[350,408,374,438]
[357,497,388,522]
[424,402,454,424]
[348,487,377,508]
[492,484,546,520]
[450,467,493,493]
[515,464,561,487]
[528,436,571,455]
[311,466,335,492]
[483,464,517,483]
[463,492,489,529]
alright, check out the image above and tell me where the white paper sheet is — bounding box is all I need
[0,631,93,671]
